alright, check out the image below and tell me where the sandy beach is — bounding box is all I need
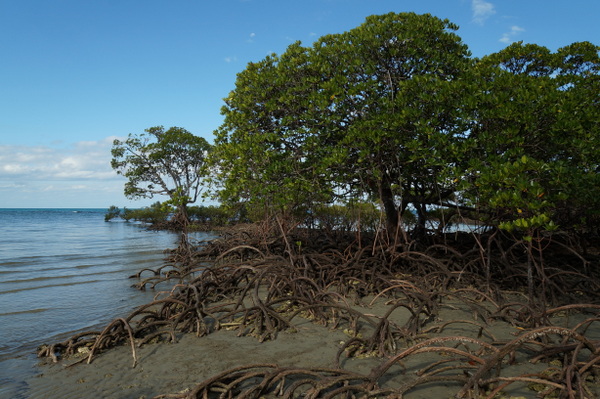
[27,319,354,399]
[25,294,594,399]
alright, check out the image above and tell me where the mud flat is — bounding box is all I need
[25,295,599,399]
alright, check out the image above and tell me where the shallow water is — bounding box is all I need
[0,208,213,398]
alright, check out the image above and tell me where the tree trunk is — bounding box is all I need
[172,203,190,231]
[378,178,399,234]
[413,201,428,240]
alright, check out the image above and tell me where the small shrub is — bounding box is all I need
[104,205,121,222]
[121,202,172,224]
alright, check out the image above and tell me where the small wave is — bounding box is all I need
[0,266,139,288]
[0,279,104,295]
[0,308,49,316]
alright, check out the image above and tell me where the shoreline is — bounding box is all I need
[22,294,600,399]
[15,224,600,398]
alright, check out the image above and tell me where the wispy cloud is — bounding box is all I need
[0,137,119,182]
[499,25,525,43]
[224,56,238,63]
[0,137,142,207]
[471,0,496,25]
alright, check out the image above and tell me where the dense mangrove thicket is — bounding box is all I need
[212,11,599,306]
[214,12,599,238]
[42,12,599,398]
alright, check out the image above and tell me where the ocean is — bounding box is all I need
[0,208,214,398]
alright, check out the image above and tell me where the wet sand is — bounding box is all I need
[27,320,352,399]
[22,296,587,399]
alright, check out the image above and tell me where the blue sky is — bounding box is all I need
[1,0,598,208]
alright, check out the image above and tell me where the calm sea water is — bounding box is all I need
[0,208,213,398]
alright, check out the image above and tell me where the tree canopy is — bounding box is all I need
[214,12,474,233]
[212,12,599,239]
[111,126,211,228]
[462,41,600,234]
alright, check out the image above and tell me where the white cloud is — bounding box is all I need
[499,25,525,43]
[0,182,25,189]
[0,138,159,208]
[472,0,496,25]
[0,138,119,182]
[224,56,238,63]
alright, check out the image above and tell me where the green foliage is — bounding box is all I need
[120,202,173,224]
[311,202,381,233]
[111,126,211,227]
[312,13,473,230]
[188,205,232,226]
[213,12,472,231]
[210,13,598,238]
[462,41,600,234]
[104,205,121,222]
[212,43,334,214]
